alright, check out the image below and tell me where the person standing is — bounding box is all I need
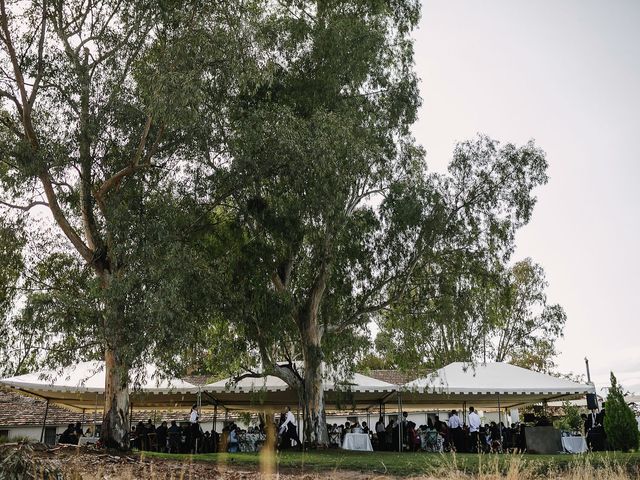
[189,404,200,453]
[279,406,302,450]
[375,416,386,450]
[447,410,462,452]
[156,421,168,453]
[468,407,481,453]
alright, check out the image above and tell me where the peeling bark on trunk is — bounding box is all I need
[101,347,130,449]
[302,342,329,447]
[299,308,329,448]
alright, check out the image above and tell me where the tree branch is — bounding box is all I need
[0,198,48,211]
[95,115,153,200]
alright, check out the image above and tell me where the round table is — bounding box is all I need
[561,436,587,453]
[77,436,99,446]
[341,433,373,451]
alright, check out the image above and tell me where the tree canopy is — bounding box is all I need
[0,0,567,450]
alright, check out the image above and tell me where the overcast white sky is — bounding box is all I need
[412,0,640,394]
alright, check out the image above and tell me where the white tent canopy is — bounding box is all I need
[400,362,595,410]
[0,360,597,414]
[203,370,396,410]
[0,361,199,410]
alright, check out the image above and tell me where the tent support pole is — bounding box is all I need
[397,390,403,452]
[94,393,98,437]
[213,402,218,432]
[497,393,503,446]
[40,399,49,443]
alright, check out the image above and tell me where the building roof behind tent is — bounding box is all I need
[0,361,198,394]
[366,370,420,386]
[405,362,595,395]
[182,375,215,387]
[0,387,83,427]
[0,361,200,410]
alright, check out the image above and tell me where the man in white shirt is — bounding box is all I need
[448,410,462,451]
[279,406,301,450]
[468,406,481,453]
[189,404,200,453]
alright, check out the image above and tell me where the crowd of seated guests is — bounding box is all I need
[58,422,85,445]
[130,418,219,453]
[326,411,527,454]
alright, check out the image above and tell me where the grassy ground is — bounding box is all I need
[140,449,640,477]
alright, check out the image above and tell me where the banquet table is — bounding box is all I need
[342,433,373,451]
[77,436,99,446]
[561,436,588,453]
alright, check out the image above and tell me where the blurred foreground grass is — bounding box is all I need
[140,449,640,477]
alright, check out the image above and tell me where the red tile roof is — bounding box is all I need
[0,387,84,427]
[364,370,420,385]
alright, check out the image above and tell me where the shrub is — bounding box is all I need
[604,372,640,452]
[556,400,583,433]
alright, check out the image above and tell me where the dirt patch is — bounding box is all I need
[0,443,395,480]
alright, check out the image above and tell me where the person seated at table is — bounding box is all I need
[228,424,239,453]
[352,421,363,434]
[500,422,512,451]
[156,421,168,452]
[489,422,501,453]
[361,421,370,434]
[168,420,181,453]
[407,421,421,452]
[482,425,492,452]
[202,431,212,453]
[434,415,445,435]
[436,418,449,451]
[135,421,147,450]
[73,422,83,443]
[59,424,76,444]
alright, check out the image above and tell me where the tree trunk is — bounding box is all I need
[302,345,329,447]
[101,347,130,449]
[300,317,329,447]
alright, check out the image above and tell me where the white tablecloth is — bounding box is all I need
[562,436,587,453]
[342,433,373,451]
[77,436,99,446]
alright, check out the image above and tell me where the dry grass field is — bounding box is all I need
[2,442,639,479]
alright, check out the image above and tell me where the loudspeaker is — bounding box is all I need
[523,413,536,423]
[586,393,599,410]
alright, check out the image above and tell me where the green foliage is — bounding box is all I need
[0,0,262,384]
[555,401,583,433]
[376,142,560,372]
[213,0,425,378]
[605,373,640,452]
[0,218,24,319]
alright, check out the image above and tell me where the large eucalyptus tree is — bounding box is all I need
[213,1,550,446]
[0,0,255,448]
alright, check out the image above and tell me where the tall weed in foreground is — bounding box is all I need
[414,453,639,480]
